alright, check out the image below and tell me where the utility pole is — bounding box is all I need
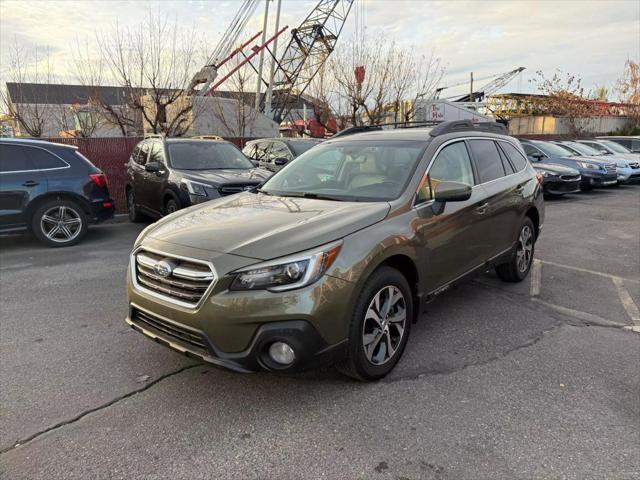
[254,0,270,110]
[470,72,474,102]
[264,0,282,119]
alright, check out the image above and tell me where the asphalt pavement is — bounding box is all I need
[1,186,638,479]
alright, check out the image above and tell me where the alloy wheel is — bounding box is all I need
[362,285,407,366]
[40,206,83,243]
[516,225,533,273]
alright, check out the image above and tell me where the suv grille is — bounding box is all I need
[130,308,209,354]
[560,174,580,181]
[219,184,257,196]
[604,164,616,174]
[133,250,215,307]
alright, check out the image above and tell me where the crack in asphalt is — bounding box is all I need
[0,364,200,455]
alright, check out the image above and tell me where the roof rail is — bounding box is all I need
[191,135,224,140]
[143,133,166,139]
[331,120,440,139]
[429,120,507,137]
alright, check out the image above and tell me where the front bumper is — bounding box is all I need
[543,177,581,195]
[617,167,640,183]
[580,171,617,187]
[126,305,347,373]
[125,240,356,373]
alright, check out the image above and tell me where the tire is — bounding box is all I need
[127,188,146,223]
[338,266,413,381]
[580,182,593,191]
[165,197,180,215]
[31,199,88,248]
[496,217,535,283]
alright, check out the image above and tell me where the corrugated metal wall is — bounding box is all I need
[43,137,255,213]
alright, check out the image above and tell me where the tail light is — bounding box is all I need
[90,173,108,188]
[535,173,544,185]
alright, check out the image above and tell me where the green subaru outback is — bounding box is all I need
[126,121,544,381]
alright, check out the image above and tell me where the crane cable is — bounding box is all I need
[207,0,260,67]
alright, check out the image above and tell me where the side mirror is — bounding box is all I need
[274,157,289,166]
[433,181,472,203]
[531,152,544,161]
[145,161,161,173]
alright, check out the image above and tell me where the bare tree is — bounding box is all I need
[93,14,204,136]
[529,70,591,135]
[1,41,57,137]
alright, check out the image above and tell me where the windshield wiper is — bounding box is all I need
[275,191,346,201]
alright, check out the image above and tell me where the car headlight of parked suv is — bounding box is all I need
[181,179,211,196]
[537,169,555,178]
[230,242,342,292]
[576,161,601,170]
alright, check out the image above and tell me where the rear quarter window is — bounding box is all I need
[499,141,528,172]
[24,147,68,170]
[0,144,32,172]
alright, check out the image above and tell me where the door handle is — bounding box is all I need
[475,202,489,215]
[22,181,39,187]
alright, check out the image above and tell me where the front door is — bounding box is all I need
[413,140,489,292]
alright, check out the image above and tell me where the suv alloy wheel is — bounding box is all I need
[32,199,88,247]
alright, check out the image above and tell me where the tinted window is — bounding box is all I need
[148,142,165,165]
[522,143,541,158]
[290,140,321,156]
[535,141,576,157]
[270,142,293,161]
[499,142,528,171]
[136,142,151,165]
[469,139,505,183]
[418,141,474,203]
[24,147,67,170]
[167,142,254,170]
[0,144,32,172]
[497,145,516,174]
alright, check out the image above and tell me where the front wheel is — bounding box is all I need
[496,218,535,282]
[32,199,88,247]
[165,197,180,215]
[338,266,413,381]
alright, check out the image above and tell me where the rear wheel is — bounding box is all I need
[32,199,88,247]
[127,188,146,223]
[338,266,412,381]
[496,217,535,282]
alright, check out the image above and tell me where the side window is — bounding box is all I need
[0,144,32,172]
[521,143,542,160]
[137,142,150,166]
[497,145,516,174]
[270,142,294,161]
[148,142,165,165]
[258,142,272,162]
[131,145,142,164]
[499,141,528,172]
[242,143,257,159]
[468,139,506,183]
[417,141,474,203]
[24,147,67,170]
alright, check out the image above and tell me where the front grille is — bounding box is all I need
[131,308,209,354]
[134,250,215,307]
[604,164,617,174]
[560,174,580,181]
[219,184,257,196]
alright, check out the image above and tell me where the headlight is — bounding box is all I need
[230,241,342,292]
[538,170,551,177]
[576,162,600,170]
[617,162,629,168]
[181,179,210,196]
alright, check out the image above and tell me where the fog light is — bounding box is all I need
[268,342,295,365]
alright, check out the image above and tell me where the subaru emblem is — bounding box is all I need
[153,260,173,277]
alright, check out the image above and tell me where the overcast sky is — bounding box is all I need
[1,0,638,98]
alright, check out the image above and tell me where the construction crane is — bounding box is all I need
[433,67,525,102]
[268,0,355,123]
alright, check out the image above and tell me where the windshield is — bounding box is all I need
[564,141,604,156]
[167,142,255,170]
[290,140,322,155]
[260,140,425,201]
[535,141,576,157]
[600,140,631,154]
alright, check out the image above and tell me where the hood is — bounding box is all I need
[532,163,579,175]
[181,167,271,185]
[558,155,613,167]
[146,192,390,260]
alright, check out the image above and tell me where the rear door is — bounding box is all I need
[0,144,51,229]
[468,139,523,258]
[414,140,489,291]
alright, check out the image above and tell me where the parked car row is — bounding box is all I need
[1,134,637,247]
[520,137,639,194]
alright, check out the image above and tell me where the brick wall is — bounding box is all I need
[45,137,255,213]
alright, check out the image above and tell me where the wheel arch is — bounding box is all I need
[26,192,92,224]
[525,206,540,240]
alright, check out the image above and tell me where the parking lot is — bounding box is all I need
[1,186,638,479]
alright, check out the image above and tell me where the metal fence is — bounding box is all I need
[44,136,254,213]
